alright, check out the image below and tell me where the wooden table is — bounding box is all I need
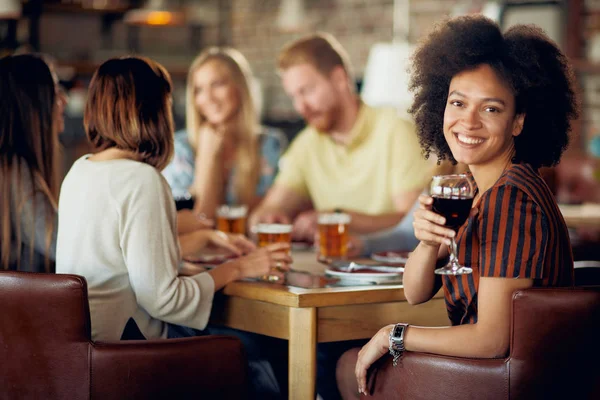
[209,251,450,400]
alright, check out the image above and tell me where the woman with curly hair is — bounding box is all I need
[336,15,577,396]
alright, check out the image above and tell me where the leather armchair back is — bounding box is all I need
[0,271,248,400]
[0,272,90,399]
[360,287,600,399]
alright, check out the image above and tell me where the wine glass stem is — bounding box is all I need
[448,236,460,270]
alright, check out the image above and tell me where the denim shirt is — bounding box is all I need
[162,127,286,204]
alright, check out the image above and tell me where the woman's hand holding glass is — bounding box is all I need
[233,243,292,282]
[412,194,455,248]
[421,174,475,275]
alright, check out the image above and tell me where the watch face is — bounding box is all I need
[393,324,405,338]
[391,324,407,348]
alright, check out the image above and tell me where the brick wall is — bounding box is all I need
[31,0,593,150]
[229,0,458,119]
[38,13,221,71]
[582,0,600,152]
[228,0,595,153]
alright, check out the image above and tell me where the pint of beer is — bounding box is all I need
[216,205,248,234]
[318,212,351,261]
[256,223,292,249]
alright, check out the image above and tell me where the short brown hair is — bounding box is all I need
[84,56,174,170]
[277,32,353,81]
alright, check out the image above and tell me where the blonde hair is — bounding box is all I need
[277,32,355,86]
[85,56,174,171]
[186,47,261,205]
[0,54,60,272]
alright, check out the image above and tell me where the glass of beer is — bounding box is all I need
[256,223,292,253]
[430,174,475,275]
[318,212,351,262]
[216,205,248,235]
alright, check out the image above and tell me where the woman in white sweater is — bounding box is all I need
[56,56,291,398]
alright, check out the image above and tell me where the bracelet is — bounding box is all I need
[388,323,409,367]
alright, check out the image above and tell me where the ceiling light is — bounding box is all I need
[124,0,185,26]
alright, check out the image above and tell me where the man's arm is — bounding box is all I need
[248,184,312,228]
[354,202,421,256]
[345,188,422,234]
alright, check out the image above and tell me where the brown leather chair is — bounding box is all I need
[0,271,248,399]
[341,287,600,399]
[553,154,600,205]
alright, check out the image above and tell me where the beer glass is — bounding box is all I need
[318,212,351,262]
[216,205,248,235]
[430,174,475,275]
[256,223,292,250]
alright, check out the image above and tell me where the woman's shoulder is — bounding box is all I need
[496,164,548,197]
[480,163,554,213]
[174,129,192,148]
[108,161,172,205]
[70,156,164,187]
[166,129,194,165]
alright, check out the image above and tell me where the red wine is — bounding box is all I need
[431,195,474,231]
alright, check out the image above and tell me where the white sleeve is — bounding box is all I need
[117,169,215,330]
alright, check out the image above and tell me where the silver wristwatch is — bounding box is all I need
[389,323,409,367]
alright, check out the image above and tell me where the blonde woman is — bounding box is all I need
[0,54,67,272]
[162,47,286,218]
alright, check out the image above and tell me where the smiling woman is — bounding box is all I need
[410,16,577,171]
[337,15,579,397]
[161,47,287,221]
[443,64,525,173]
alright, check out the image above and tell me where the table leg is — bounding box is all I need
[288,307,317,400]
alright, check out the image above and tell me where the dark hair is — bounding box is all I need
[84,56,174,170]
[0,54,59,271]
[409,15,579,168]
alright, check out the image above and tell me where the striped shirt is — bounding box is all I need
[444,163,573,326]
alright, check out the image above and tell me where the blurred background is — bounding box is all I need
[0,0,597,169]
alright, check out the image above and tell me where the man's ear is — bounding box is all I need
[512,113,526,137]
[329,65,350,91]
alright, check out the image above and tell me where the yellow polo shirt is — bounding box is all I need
[275,104,434,214]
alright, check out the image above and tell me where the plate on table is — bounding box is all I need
[371,251,411,265]
[325,260,403,285]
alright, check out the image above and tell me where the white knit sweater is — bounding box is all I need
[56,156,215,340]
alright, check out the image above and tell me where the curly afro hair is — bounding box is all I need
[408,15,579,169]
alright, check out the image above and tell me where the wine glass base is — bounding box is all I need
[434,266,473,275]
